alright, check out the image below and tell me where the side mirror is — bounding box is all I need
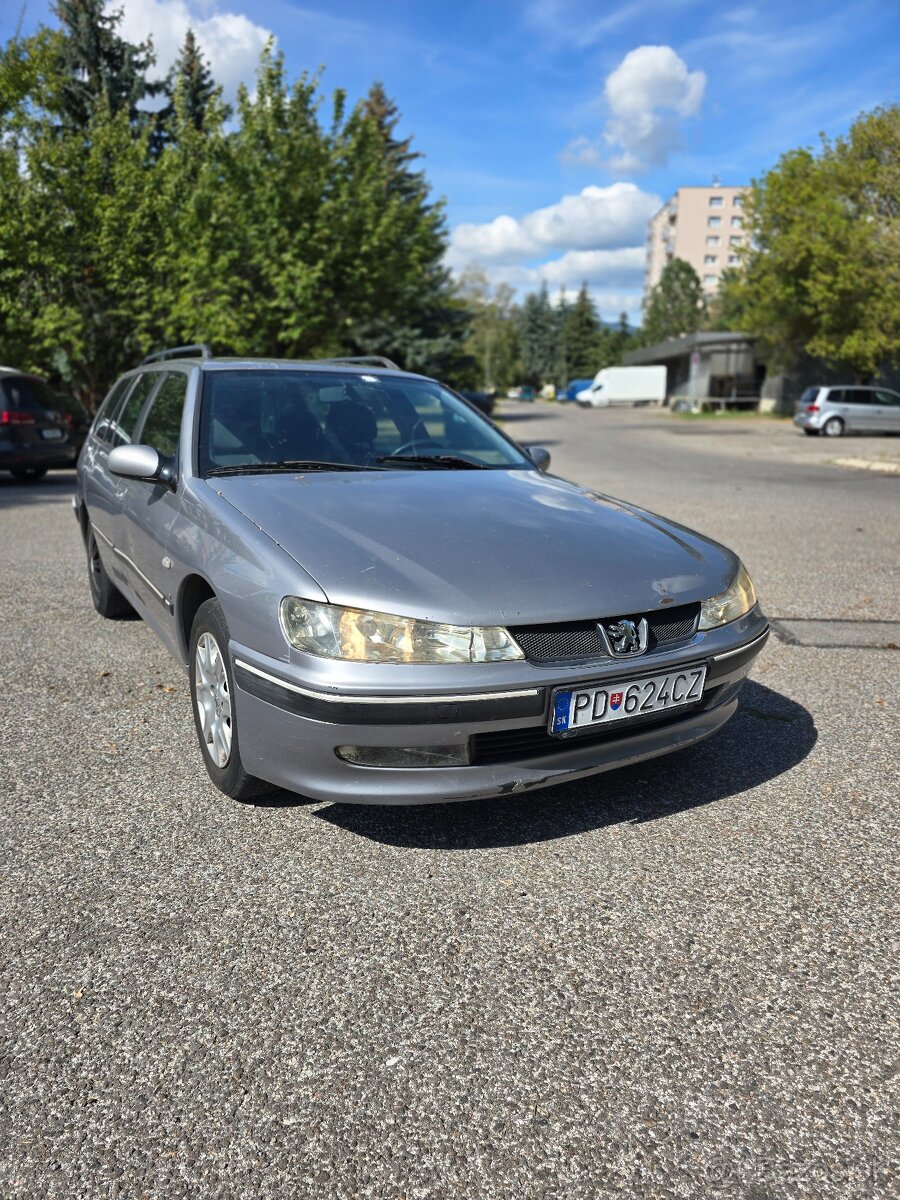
[525,445,551,472]
[108,444,173,486]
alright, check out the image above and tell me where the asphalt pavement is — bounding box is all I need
[1,405,897,1199]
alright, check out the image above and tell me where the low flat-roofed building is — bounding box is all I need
[624,331,764,407]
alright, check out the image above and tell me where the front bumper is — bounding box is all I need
[230,609,769,805]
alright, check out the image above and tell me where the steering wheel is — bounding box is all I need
[391,438,450,456]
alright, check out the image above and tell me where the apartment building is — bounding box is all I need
[644,184,748,305]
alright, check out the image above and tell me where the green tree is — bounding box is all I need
[166,28,224,132]
[641,259,705,345]
[53,0,162,130]
[454,267,519,390]
[736,104,900,377]
[563,283,602,377]
[518,282,556,386]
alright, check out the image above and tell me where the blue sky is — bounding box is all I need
[3,0,898,320]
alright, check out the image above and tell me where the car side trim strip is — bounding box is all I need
[711,628,769,661]
[233,657,540,704]
[233,658,545,726]
[91,522,173,614]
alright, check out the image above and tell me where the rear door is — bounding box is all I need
[119,370,191,653]
[842,388,876,431]
[873,390,900,432]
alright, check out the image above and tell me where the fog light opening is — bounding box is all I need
[336,744,470,768]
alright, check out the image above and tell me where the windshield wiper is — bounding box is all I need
[376,454,487,469]
[205,460,379,477]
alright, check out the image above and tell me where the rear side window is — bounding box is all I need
[108,372,160,449]
[824,389,844,404]
[94,377,135,444]
[138,372,188,456]
[1,376,57,412]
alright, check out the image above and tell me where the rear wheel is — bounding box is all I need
[86,528,135,618]
[822,417,844,437]
[11,467,47,481]
[189,598,273,801]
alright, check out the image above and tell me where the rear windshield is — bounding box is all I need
[799,387,820,404]
[1,376,58,412]
[197,371,530,473]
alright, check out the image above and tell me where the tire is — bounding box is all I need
[11,467,47,481]
[86,528,135,618]
[803,428,819,437]
[189,598,273,801]
[822,417,844,437]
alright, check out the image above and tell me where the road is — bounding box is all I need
[1,405,897,1199]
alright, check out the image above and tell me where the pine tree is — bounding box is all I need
[53,0,162,130]
[169,29,223,132]
[564,283,602,377]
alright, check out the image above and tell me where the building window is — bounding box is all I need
[708,216,722,228]
[709,196,723,207]
[703,274,717,285]
[733,195,744,207]
[731,215,743,228]
[704,255,718,264]
[730,235,743,246]
[728,254,740,265]
[706,236,720,246]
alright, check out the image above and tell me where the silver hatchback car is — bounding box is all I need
[793,385,900,436]
[75,349,768,805]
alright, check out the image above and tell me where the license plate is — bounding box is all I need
[41,428,63,439]
[550,665,707,736]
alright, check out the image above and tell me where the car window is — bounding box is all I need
[823,389,844,404]
[138,372,188,456]
[108,372,160,448]
[1,375,58,412]
[799,387,819,404]
[197,370,531,473]
[844,389,873,406]
[94,377,135,444]
[875,391,900,407]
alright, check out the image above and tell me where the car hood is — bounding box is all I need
[208,469,737,625]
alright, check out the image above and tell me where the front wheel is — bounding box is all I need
[189,598,273,801]
[822,417,844,437]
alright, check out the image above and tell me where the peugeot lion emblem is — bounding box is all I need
[600,616,649,657]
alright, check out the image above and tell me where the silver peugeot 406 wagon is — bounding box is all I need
[74,347,768,805]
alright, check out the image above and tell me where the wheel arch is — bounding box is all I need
[178,573,217,661]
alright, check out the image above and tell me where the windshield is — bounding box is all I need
[197,370,531,474]
[1,375,59,412]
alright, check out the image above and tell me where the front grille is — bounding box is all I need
[470,685,722,766]
[509,602,700,664]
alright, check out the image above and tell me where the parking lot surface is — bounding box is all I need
[1,404,897,1198]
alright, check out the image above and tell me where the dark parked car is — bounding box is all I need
[0,369,76,480]
[51,392,93,454]
[458,389,497,417]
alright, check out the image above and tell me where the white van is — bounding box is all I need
[576,366,667,407]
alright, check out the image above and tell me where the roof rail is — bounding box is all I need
[141,343,213,366]
[316,355,402,371]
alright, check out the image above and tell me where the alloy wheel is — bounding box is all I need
[194,631,232,768]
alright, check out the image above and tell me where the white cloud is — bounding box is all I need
[448,182,659,266]
[602,45,706,172]
[111,0,273,100]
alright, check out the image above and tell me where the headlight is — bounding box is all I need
[698,564,757,630]
[279,597,525,664]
